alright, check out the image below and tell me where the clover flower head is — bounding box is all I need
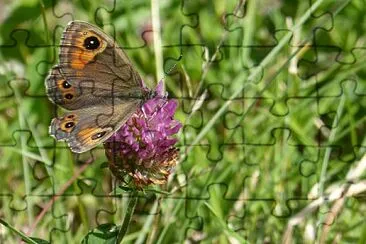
[104,81,181,187]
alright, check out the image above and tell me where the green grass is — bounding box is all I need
[0,0,365,243]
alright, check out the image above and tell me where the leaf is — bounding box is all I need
[117,185,134,192]
[99,162,109,169]
[28,237,50,244]
[144,188,171,195]
[82,223,120,244]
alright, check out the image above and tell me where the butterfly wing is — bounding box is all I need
[50,102,140,153]
[46,21,145,152]
[46,20,144,110]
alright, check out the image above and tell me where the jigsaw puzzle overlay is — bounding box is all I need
[0,0,365,243]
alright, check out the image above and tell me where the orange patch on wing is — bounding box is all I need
[77,127,109,145]
[70,49,96,69]
[60,114,78,133]
[56,79,76,102]
[56,79,71,90]
[56,79,65,89]
[69,33,106,70]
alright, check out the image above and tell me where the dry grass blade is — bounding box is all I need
[282,153,366,244]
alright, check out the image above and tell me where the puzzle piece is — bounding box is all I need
[0,1,365,243]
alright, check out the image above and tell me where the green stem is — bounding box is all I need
[116,191,138,243]
[0,218,38,244]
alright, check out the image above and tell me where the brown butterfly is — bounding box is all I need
[46,21,151,153]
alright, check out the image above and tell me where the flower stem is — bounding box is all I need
[116,190,138,243]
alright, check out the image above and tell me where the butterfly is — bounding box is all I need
[45,21,153,153]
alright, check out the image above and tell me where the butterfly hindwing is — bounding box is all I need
[50,101,140,153]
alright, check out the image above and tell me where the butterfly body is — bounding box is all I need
[46,21,149,153]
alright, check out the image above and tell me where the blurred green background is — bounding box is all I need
[0,0,365,243]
